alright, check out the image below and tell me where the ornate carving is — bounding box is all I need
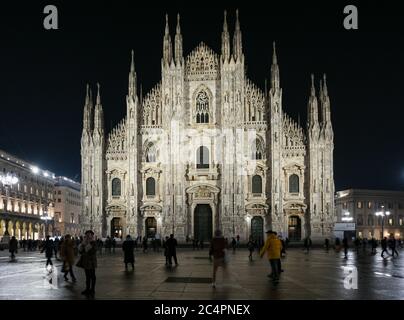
[195,186,212,198]
[142,82,162,127]
[185,42,219,81]
[282,114,306,157]
[245,79,266,123]
[106,119,127,160]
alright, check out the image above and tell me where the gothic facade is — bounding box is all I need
[80,11,335,242]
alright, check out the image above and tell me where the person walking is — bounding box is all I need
[163,236,170,266]
[9,236,18,260]
[166,234,178,266]
[324,238,330,252]
[60,234,77,282]
[142,236,148,253]
[247,236,255,261]
[53,237,60,260]
[77,230,97,296]
[342,237,349,259]
[335,237,341,252]
[260,231,282,283]
[381,237,389,258]
[354,237,361,253]
[371,237,377,254]
[389,236,399,257]
[41,236,54,267]
[303,236,312,253]
[362,238,368,252]
[112,237,116,253]
[209,230,228,288]
[122,235,135,270]
[231,238,237,253]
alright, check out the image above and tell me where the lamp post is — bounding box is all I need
[376,205,390,239]
[0,174,19,241]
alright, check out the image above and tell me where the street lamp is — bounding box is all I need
[375,205,390,239]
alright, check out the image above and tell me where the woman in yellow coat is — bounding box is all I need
[260,231,282,281]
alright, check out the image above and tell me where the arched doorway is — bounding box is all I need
[194,204,212,242]
[251,216,264,244]
[145,217,157,238]
[111,217,122,238]
[288,215,302,241]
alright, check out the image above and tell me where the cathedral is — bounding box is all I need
[80,11,335,243]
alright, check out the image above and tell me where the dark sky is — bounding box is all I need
[0,1,403,191]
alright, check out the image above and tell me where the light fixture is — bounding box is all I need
[342,217,353,222]
[43,172,49,177]
[0,174,19,186]
[31,166,39,174]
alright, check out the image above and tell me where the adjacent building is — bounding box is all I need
[335,189,404,240]
[54,176,82,236]
[0,149,56,240]
[81,11,335,242]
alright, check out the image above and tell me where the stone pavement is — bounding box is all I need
[0,246,403,300]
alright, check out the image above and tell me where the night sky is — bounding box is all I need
[0,1,403,191]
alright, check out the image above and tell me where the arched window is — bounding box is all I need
[146,177,156,196]
[251,138,264,160]
[145,143,156,163]
[112,178,121,196]
[252,175,262,194]
[196,146,209,169]
[196,90,209,124]
[289,174,299,193]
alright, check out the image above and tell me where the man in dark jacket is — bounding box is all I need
[9,236,18,260]
[342,237,349,259]
[166,234,178,266]
[41,236,54,267]
[122,235,135,270]
[381,237,389,258]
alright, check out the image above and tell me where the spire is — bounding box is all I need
[128,50,137,97]
[323,73,328,97]
[83,83,94,132]
[96,83,101,106]
[307,74,319,129]
[310,73,315,96]
[94,83,104,134]
[221,10,230,62]
[270,42,280,91]
[232,9,243,61]
[174,13,183,66]
[163,14,173,65]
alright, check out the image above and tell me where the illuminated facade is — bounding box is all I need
[81,12,335,242]
[0,149,55,240]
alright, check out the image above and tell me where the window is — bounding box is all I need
[289,174,299,193]
[196,146,209,169]
[71,213,75,224]
[357,201,362,209]
[343,202,347,209]
[145,143,156,163]
[195,90,210,124]
[252,175,262,194]
[399,217,403,226]
[251,139,264,160]
[357,214,363,226]
[367,215,374,226]
[112,178,121,196]
[57,198,61,203]
[388,203,393,209]
[367,201,372,209]
[146,177,156,196]
[399,203,403,210]
[388,218,393,226]
[58,190,61,195]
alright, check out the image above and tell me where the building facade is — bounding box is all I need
[0,149,55,240]
[54,176,81,236]
[81,12,335,242]
[335,189,404,240]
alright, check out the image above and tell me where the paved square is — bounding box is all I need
[0,247,403,300]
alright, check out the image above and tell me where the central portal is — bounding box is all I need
[194,204,212,242]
